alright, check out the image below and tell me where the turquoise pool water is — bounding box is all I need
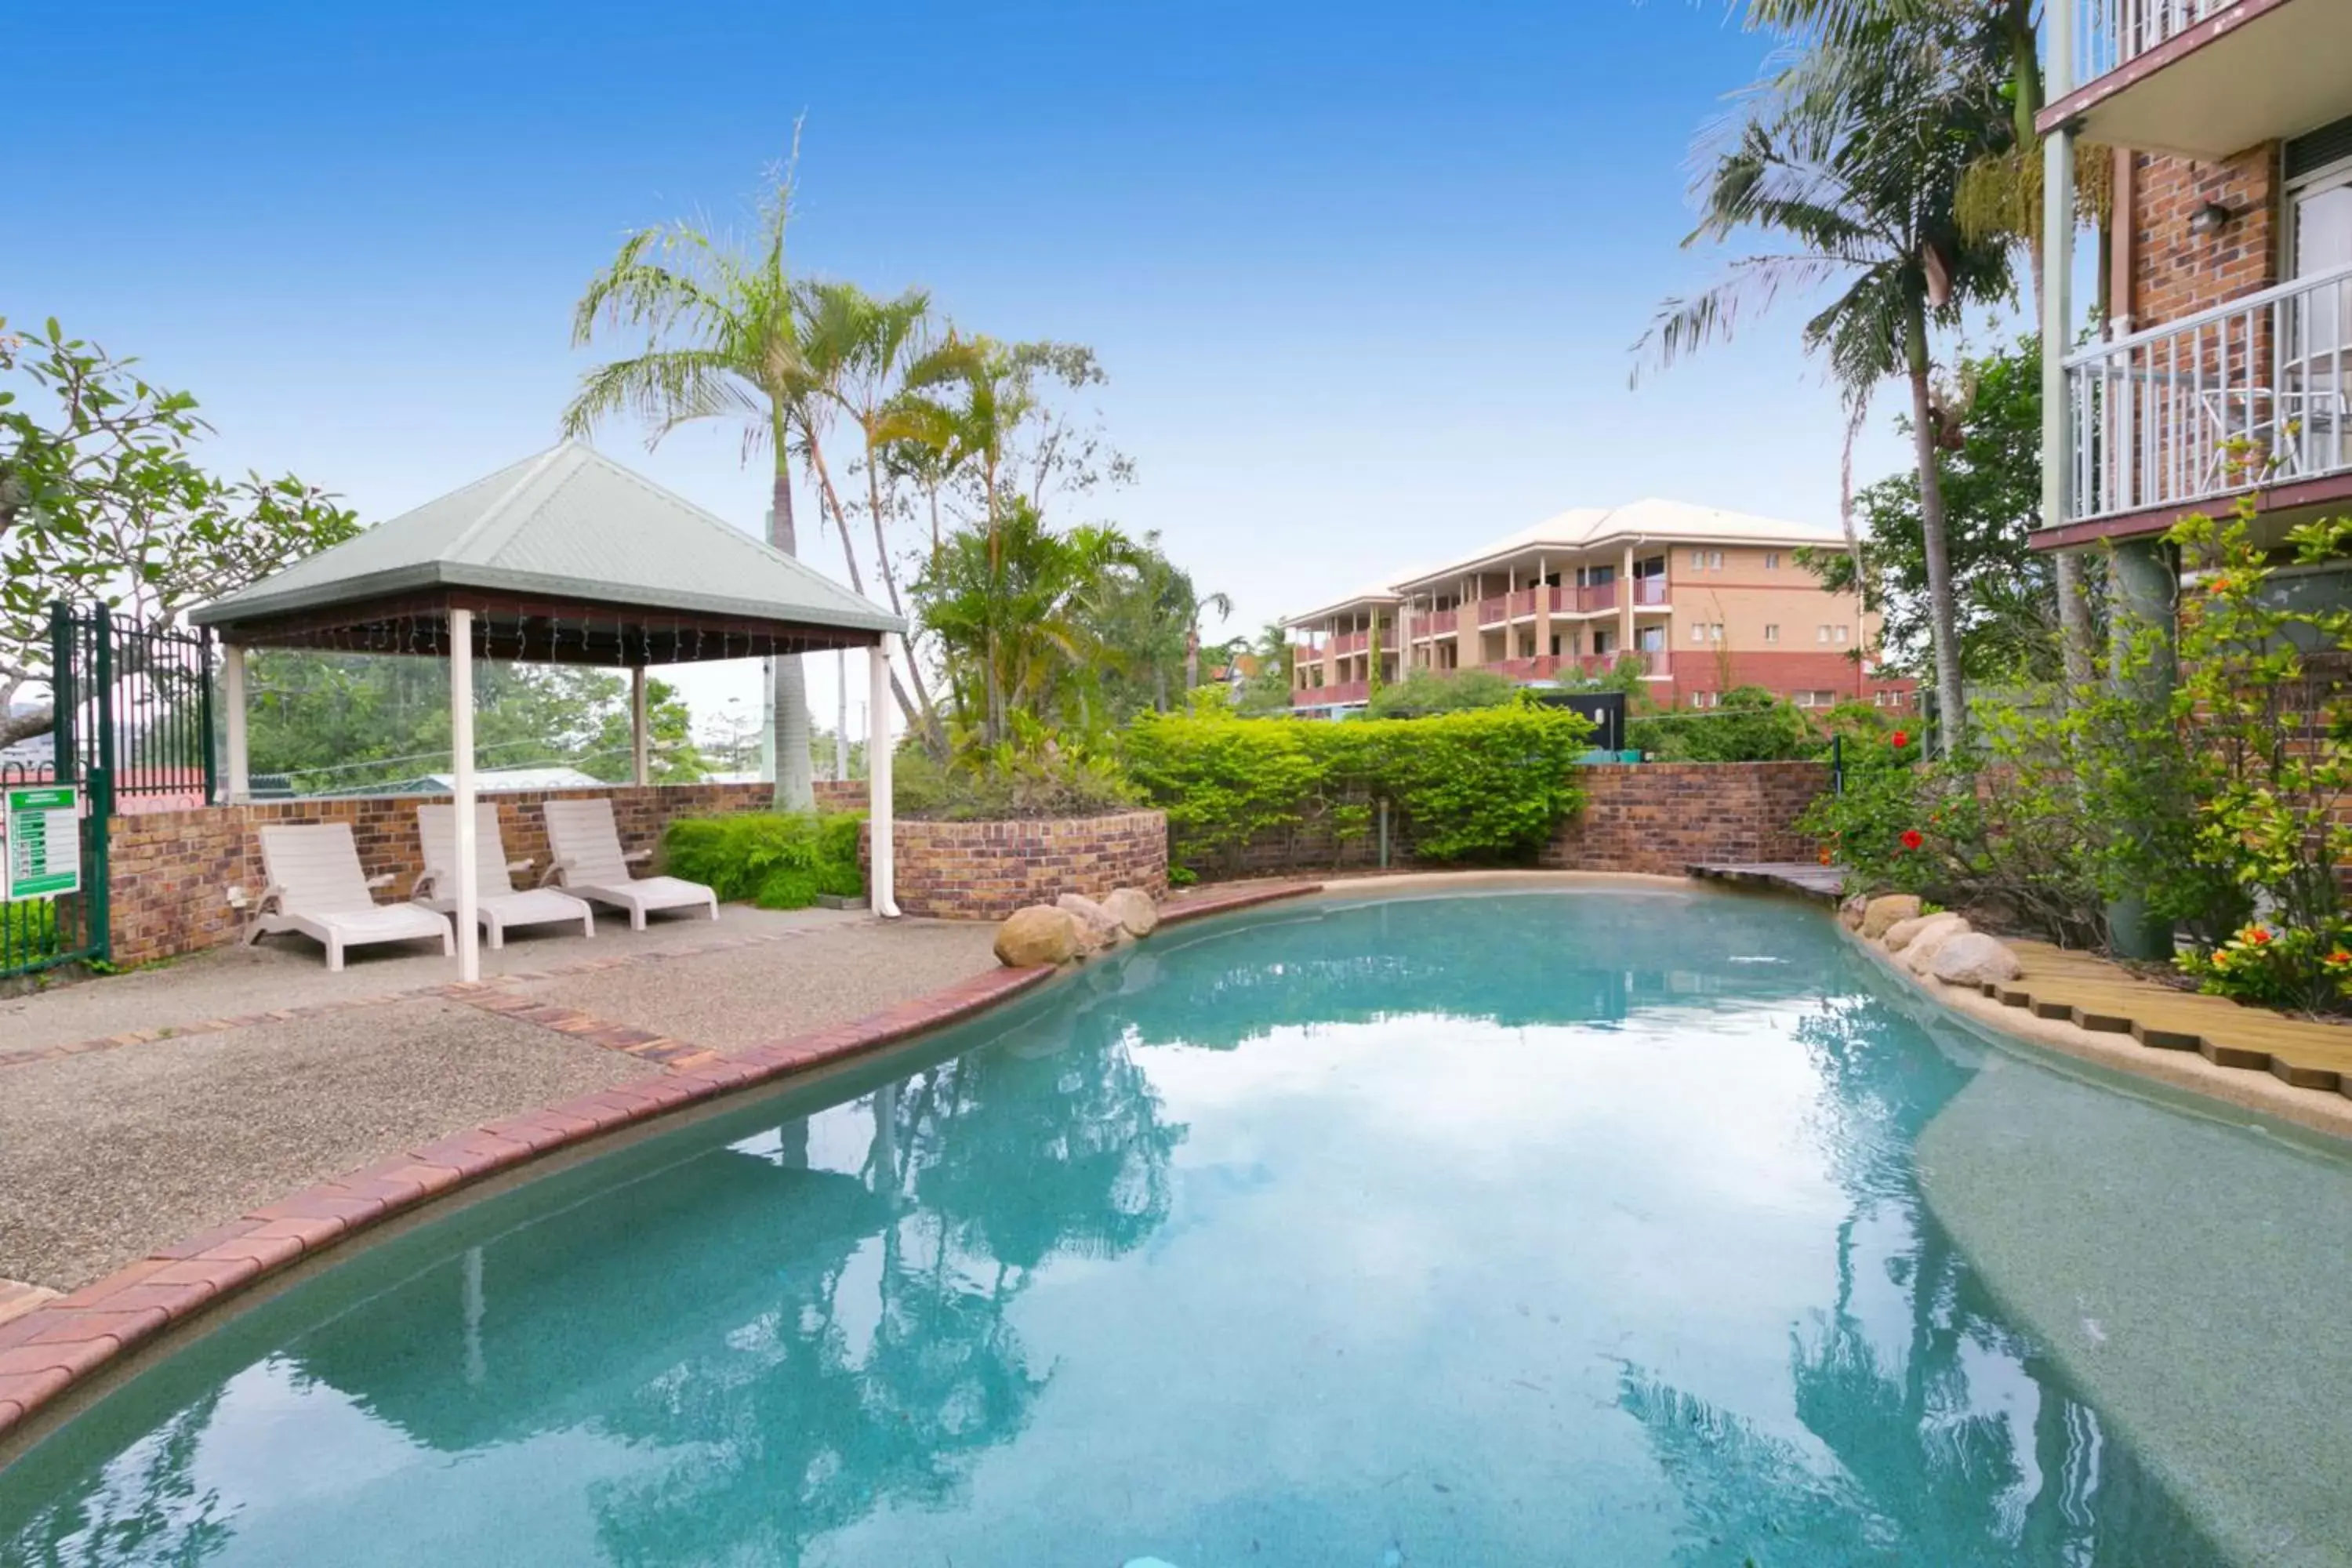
[4,887,2348,1566]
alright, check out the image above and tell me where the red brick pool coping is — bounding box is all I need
[0,880,1321,1445]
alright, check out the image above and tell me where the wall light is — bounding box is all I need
[2190,200,2236,235]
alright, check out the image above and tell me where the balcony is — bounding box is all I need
[2060,262,2352,530]
[1490,652,1667,682]
[2046,0,2352,159]
[1331,630,1369,656]
[1548,581,1618,615]
[1633,576,1668,607]
[1293,679,1369,710]
[1423,608,1458,636]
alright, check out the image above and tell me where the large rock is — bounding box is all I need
[995,905,1081,967]
[1838,896,1868,932]
[1055,893,1127,953]
[1902,913,1973,975]
[1101,886,1160,938]
[1882,911,1951,953]
[1860,894,1922,940]
[1929,932,2024,987]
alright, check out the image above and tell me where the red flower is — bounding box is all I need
[1890,729,1911,749]
[2326,949,2352,967]
[1899,829,1924,851]
[2245,926,2273,946]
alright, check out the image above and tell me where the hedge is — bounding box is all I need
[1122,706,1593,877]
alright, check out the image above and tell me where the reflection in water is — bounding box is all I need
[0,891,2270,1565]
[1618,992,2217,1565]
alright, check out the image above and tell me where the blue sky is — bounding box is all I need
[6,0,1941,731]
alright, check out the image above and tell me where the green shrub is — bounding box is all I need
[893,726,1139,821]
[1629,686,1817,762]
[1363,668,1518,720]
[1122,704,1593,876]
[662,811,864,909]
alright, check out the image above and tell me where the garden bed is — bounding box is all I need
[866,810,1167,920]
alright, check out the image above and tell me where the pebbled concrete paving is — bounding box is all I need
[0,997,663,1292]
[0,903,855,1056]
[0,912,1007,1295]
[508,918,1002,1051]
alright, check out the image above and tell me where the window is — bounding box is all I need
[1708,550,1724,571]
[1763,623,1780,644]
[1691,690,1719,710]
[1689,550,1706,570]
[1833,625,1849,644]
[1763,552,1780,570]
[1790,688,1838,709]
[1636,626,1665,653]
[1708,622,1724,642]
[1817,625,1831,644]
[1691,621,1708,644]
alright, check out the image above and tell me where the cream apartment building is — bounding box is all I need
[1286,500,1914,714]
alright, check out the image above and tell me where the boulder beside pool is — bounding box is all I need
[1929,931,2024,986]
[1901,913,1973,975]
[1102,886,1160,938]
[996,905,1082,967]
[1860,893,1922,939]
[1055,893,1127,953]
[1882,910,1951,952]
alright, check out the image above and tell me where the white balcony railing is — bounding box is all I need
[2063,262,2352,524]
[2071,0,2234,85]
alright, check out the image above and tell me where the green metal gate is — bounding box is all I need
[2,603,216,978]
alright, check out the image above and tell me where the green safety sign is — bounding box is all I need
[4,785,82,901]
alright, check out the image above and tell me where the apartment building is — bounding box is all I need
[1285,499,1915,714]
[2038,1,2352,568]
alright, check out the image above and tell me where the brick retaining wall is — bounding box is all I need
[874,810,1168,920]
[1185,760,1832,882]
[107,780,871,966]
[1539,761,1831,876]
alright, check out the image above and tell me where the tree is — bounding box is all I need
[913,504,1146,741]
[0,318,358,747]
[1641,14,2016,750]
[1806,335,2068,682]
[241,657,703,791]
[1080,532,1232,720]
[562,160,822,811]
[1363,668,1519,720]
[1233,623,1297,716]
[1737,0,2108,684]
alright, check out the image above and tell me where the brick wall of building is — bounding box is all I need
[878,811,1168,920]
[2129,145,2280,330]
[106,780,873,966]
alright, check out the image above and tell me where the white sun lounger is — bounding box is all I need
[539,797,718,931]
[246,822,454,971]
[415,803,595,949]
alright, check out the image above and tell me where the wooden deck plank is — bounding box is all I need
[1987,939,2352,1102]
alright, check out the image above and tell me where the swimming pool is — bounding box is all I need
[3,887,2348,1566]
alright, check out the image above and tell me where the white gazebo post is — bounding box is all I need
[630,666,651,786]
[867,633,899,919]
[220,641,250,804]
[449,607,481,982]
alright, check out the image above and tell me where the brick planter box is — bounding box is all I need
[1540,760,1831,876]
[869,809,1169,920]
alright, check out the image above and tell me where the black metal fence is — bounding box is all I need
[2,604,217,978]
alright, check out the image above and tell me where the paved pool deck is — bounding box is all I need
[0,906,1001,1294]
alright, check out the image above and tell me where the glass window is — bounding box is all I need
[1763,552,1779,570]
[1764,623,1780,644]
[1708,550,1724,570]
[1689,550,1706,569]
[1817,625,1831,644]
[1691,622,1708,643]
[1834,625,1849,644]
[1708,623,1723,642]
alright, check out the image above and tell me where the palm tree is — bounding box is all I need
[1640,17,2013,748]
[561,166,822,810]
[913,504,1144,740]
[1740,0,2107,687]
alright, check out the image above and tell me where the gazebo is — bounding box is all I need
[191,441,906,980]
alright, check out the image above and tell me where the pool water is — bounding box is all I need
[2,887,2345,1566]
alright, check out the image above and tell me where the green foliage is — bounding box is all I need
[2165,502,2352,1011]
[1363,668,1518,720]
[893,715,1138,822]
[1806,336,2069,683]
[0,318,358,743]
[1123,706,1594,877]
[662,811,864,910]
[1630,687,1817,762]
[244,657,703,793]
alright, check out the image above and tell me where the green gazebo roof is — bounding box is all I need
[192,442,900,661]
